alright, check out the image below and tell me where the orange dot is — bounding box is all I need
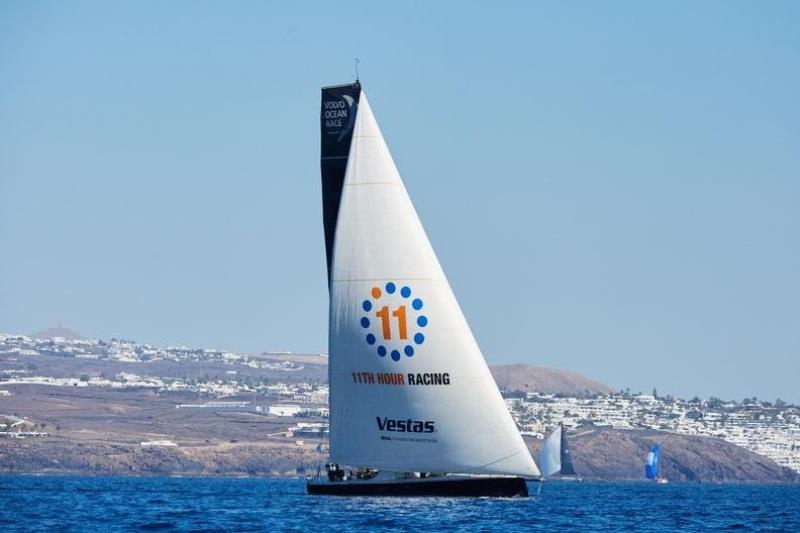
[371,287,381,299]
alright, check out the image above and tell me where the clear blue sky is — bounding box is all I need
[1,1,798,402]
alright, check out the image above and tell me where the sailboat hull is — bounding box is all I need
[307,476,529,497]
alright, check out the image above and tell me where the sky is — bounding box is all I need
[1,1,798,403]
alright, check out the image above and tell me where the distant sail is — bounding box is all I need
[324,87,541,478]
[559,424,577,476]
[540,424,578,479]
[645,444,661,480]
[539,426,562,477]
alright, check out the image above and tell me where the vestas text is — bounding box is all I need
[376,417,435,433]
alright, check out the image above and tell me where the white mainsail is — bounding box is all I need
[327,91,540,478]
[539,426,562,477]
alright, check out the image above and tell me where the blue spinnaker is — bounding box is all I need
[645,444,661,480]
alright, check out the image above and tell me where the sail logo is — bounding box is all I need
[323,95,357,141]
[360,281,428,362]
[376,417,435,433]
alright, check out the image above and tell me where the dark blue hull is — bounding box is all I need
[307,476,529,497]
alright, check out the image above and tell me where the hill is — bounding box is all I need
[30,325,84,340]
[490,363,613,397]
[527,427,798,483]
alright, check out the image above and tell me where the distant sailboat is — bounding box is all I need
[307,81,541,497]
[539,424,581,481]
[645,443,668,484]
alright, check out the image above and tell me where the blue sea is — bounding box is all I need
[2,476,798,532]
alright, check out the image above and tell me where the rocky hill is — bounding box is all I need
[0,439,316,478]
[491,363,614,397]
[30,325,84,340]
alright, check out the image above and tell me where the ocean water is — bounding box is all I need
[1,476,798,532]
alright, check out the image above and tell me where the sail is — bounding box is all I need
[645,444,661,479]
[559,424,577,476]
[322,86,541,478]
[539,427,562,477]
[320,82,361,285]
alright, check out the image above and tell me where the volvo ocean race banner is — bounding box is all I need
[320,82,361,285]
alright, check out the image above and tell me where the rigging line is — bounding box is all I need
[475,447,531,471]
[314,423,327,480]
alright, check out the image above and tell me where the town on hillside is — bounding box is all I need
[1,331,798,477]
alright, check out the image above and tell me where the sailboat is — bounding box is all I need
[645,443,668,484]
[307,81,542,497]
[539,424,581,481]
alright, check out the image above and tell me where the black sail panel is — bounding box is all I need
[560,425,578,476]
[320,82,361,285]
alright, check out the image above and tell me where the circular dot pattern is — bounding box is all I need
[361,281,429,362]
